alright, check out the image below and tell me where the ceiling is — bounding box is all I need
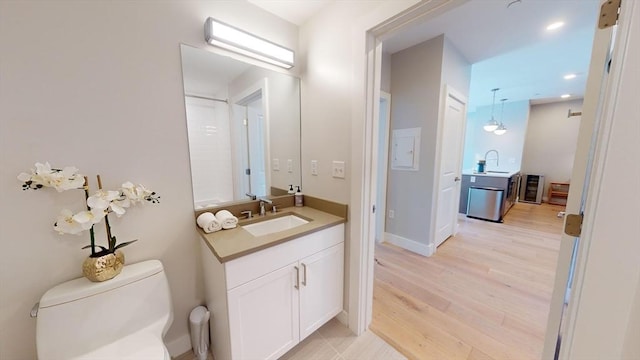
[249,0,601,110]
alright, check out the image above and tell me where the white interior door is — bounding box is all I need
[435,87,467,247]
[247,98,267,197]
[543,1,628,357]
[375,91,391,243]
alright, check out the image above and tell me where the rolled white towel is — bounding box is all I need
[196,212,222,233]
[215,210,238,229]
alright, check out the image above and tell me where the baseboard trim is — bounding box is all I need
[336,310,348,326]
[166,333,192,358]
[384,232,433,256]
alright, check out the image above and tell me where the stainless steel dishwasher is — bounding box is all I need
[467,186,504,222]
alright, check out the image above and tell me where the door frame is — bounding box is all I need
[375,90,391,244]
[230,78,271,199]
[354,0,635,357]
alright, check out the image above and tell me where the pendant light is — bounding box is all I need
[494,98,508,135]
[483,88,500,132]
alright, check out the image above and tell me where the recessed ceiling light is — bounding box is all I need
[564,73,577,80]
[546,21,565,31]
[561,94,571,99]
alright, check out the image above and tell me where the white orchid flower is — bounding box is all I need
[19,162,84,191]
[110,197,130,216]
[49,167,85,192]
[121,182,152,204]
[53,209,85,235]
[87,190,121,210]
[72,208,107,230]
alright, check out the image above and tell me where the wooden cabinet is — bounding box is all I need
[548,182,570,205]
[201,224,345,360]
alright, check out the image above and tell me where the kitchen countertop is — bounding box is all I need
[462,170,521,178]
[198,206,346,263]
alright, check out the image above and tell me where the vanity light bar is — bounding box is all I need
[204,17,294,69]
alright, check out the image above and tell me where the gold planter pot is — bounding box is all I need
[82,250,125,282]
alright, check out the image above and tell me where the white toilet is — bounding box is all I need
[35,259,173,360]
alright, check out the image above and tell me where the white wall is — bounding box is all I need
[0,1,297,358]
[185,97,234,207]
[442,37,472,96]
[463,100,529,172]
[521,99,583,200]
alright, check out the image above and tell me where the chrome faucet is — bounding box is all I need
[245,192,257,200]
[259,197,273,216]
[484,149,499,168]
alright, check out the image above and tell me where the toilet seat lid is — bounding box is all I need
[71,332,169,360]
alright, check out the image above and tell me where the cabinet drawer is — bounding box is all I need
[225,224,344,289]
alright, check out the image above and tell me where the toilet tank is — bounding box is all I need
[36,260,173,360]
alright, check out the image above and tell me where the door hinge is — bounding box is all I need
[372,205,376,214]
[243,118,248,126]
[245,168,251,175]
[564,213,584,237]
[598,0,621,29]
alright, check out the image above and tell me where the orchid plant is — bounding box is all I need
[18,162,160,257]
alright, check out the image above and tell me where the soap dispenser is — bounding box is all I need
[294,186,304,207]
[288,185,295,194]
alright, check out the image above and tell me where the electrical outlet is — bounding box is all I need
[470,176,476,183]
[287,159,293,173]
[388,210,395,219]
[332,161,345,179]
[311,160,318,175]
[272,159,280,171]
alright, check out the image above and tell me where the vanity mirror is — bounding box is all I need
[180,44,301,209]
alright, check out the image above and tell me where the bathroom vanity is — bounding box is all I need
[459,171,521,219]
[198,205,346,360]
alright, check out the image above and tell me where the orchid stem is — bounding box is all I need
[96,175,115,253]
[83,176,96,257]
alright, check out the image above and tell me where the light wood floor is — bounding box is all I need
[370,202,566,360]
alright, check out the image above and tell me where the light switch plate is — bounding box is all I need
[332,161,345,179]
[311,160,318,176]
[287,159,293,173]
[272,159,280,171]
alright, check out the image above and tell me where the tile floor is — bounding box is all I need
[175,318,405,360]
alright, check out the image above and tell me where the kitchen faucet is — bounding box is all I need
[484,149,499,168]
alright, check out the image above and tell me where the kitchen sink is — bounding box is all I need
[487,171,510,174]
[242,214,309,237]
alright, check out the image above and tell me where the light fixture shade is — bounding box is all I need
[483,120,499,132]
[204,17,295,69]
[494,123,507,135]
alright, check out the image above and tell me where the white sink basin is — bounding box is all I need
[243,215,309,237]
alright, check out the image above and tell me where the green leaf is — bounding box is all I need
[81,245,108,252]
[113,239,138,250]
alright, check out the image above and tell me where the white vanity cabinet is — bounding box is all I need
[201,223,345,360]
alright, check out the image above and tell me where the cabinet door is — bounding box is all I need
[227,262,300,360]
[298,243,344,340]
